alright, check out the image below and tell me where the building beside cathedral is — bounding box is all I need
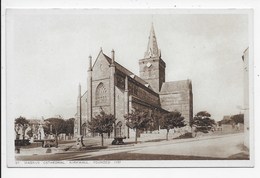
[74,25,193,137]
[242,47,249,148]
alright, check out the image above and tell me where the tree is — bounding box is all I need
[44,118,66,147]
[15,116,29,140]
[124,109,152,144]
[191,111,216,137]
[64,118,75,136]
[87,111,116,146]
[231,114,244,124]
[160,111,186,140]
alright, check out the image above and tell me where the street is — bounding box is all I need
[15,133,249,161]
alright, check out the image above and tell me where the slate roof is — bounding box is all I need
[160,80,192,94]
[103,53,150,87]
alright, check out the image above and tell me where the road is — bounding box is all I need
[16,133,248,160]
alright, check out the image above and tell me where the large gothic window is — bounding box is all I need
[95,83,108,105]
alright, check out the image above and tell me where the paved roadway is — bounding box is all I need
[16,133,248,160]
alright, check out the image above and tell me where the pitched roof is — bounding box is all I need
[223,115,231,120]
[81,90,88,99]
[160,80,192,94]
[103,53,149,87]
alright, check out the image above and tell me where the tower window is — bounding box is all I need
[95,83,107,105]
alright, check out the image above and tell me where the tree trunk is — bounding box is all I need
[166,129,169,141]
[22,128,25,141]
[101,133,104,147]
[80,135,85,146]
[135,129,138,144]
[55,133,58,148]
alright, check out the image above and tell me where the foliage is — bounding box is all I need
[15,116,29,127]
[44,118,66,135]
[124,109,151,130]
[191,111,216,135]
[87,110,116,146]
[44,117,66,147]
[195,111,211,118]
[218,114,244,126]
[15,116,30,140]
[124,109,152,143]
[64,118,75,135]
[87,111,116,134]
[160,111,186,140]
[231,114,244,124]
[160,111,186,130]
[149,109,161,131]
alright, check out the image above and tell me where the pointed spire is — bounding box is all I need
[144,23,161,58]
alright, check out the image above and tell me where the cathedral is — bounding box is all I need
[74,25,193,138]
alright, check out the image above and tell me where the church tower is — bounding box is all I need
[139,24,166,92]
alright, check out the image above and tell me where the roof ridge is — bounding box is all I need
[102,52,148,86]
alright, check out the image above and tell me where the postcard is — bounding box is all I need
[5,9,254,167]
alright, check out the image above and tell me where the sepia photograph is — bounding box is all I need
[5,9,253,167]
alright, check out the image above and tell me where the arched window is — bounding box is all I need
[95,83,107,105]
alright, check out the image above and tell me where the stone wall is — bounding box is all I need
[115,71,160,106]
[115,86,126,137]
[160,91,192,124]
[160,80,193,124]
[139,57,166,93]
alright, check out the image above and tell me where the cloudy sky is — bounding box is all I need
[6,9,249,121]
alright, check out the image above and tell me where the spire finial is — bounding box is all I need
[88,55,92,71]
[78,83,81,97]
[111,49,115,63]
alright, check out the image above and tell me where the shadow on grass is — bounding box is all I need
[173,133,193,140]
[82,146,108,150]
[122,139,164,145]
[228,152,249,160]
[61,144,108,153]
[17,142,43,149]
[145,139,165,143]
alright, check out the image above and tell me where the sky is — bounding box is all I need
[6,9,249,121]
